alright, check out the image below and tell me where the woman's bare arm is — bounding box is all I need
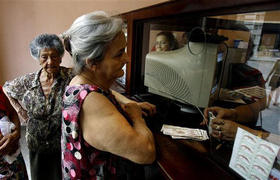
[111,90,133,105]
[81,92,156,164]
[3,88,28,123]
[4,93,20,139]
[233,98,265,124]
[111,90,156,116]
[0,90,21,155]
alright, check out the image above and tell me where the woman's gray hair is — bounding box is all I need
[29,34,64,60]
[62,11,124,74]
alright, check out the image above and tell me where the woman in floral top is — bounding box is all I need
[3,34,74,180]
[61,11,156,179]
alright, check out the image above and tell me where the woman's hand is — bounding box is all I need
[2,89,29,123]
[122,103,143,122]
[0,129,20,156]
[136,102,156,117]
[211,118,239,141]
[111,90,156,117]
[81,92,155,164]
[201,106,237,126]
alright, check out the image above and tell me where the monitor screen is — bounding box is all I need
[211,52,224,94]
[144,42,220,108]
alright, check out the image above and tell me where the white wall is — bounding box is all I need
[0,0,168,85]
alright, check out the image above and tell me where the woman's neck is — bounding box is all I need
[77,70,112,91]
[40,69,58,84]
[40,69,59,98]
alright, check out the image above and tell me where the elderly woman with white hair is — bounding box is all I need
[61,11,156,179]
[3,34,74,180]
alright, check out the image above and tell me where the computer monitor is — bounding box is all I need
[144,42,222,108]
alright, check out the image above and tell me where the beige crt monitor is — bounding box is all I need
[144,42,219,108]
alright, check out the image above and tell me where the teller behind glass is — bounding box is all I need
[3,34,74,180]
[61,11,156,179]
[202,104,279,143]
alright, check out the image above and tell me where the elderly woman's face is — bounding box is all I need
[39,48,62,74]
[96,32,128,81]
[155,35,170,52]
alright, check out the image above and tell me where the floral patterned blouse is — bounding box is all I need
[3,67,74,153]
[62,84,144,180]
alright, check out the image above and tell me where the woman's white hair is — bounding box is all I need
[62,11,123,74]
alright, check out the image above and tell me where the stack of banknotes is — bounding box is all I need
[161,124,209,141]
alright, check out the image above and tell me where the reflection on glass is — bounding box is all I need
[208,12,280,177]
[140,10,280,167]
[154,31,179,52]
[210,11,280,136]
[266,59,280,107]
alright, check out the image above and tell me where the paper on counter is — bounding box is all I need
[229,128,280,180]
[161,124,209,141]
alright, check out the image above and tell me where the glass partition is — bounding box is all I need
[209,11,280,134]
[134,9,280,176]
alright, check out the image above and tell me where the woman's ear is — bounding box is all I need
[85,59,96,71]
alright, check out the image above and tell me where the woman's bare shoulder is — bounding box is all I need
[82,91,120,118]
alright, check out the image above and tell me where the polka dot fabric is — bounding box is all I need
[61,84,120,180]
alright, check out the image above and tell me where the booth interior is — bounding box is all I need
[117,8,280,179]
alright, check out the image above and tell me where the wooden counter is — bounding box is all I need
[154,133,237,180]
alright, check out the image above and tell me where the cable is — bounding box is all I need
[187,27,207,56]
[193,104,209,129]
[217,42,229,100]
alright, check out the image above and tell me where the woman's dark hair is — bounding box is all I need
[156,31,179,50]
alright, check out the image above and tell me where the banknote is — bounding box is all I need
[161,124,209,141]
